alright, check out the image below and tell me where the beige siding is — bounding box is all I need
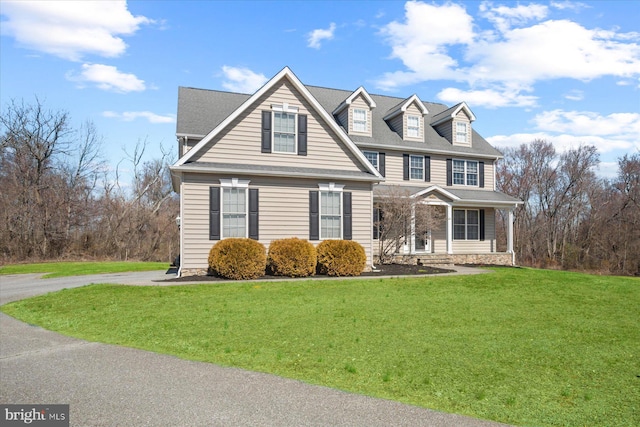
[192,79,366,173]
[180,172,374,271]
[349,95,372,137]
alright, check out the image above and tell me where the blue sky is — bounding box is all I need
[1,0,638,180]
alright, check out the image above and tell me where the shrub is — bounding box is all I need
[208,238,266,280]
[316,240,367,277]
[267,238,316,277]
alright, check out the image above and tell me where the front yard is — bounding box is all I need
[1,267,638,426]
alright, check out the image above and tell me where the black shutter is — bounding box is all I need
[209,187,220,240]
[379,152,386,177]
[373,207,380,240]
[298,114,307,156]
[343,192,352,240]
[446,158,453,186]
[403,154,409,180]
[479,161,485,188]
[309,191,319,240]
[479,209,485,241]
[261,111,271,153]
[425,156,431,182]
[248,188,259,240]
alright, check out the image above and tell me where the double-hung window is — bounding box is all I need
[321,190,342,239]
[363,151,378,170]
[453,209,479,240]
[273,111,296,153]
[407,115,420,138]
[410,155,424,180]
[222,186,247,238]
[353,108,367,132]
[456,122,468,144]
[453,160,478,186]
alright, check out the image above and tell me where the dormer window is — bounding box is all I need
[456,122,468,144]
[407,115,420,138]
[353,108,367,132]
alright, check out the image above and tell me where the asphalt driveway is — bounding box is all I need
[0,270,509,427]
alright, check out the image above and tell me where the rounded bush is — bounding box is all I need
[316,240,367,277]
[208,238,266,280]
[267,238,317,277]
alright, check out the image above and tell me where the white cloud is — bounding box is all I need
[0,0,152,61]
[67,64,146,93]
[378,2,473,82]
[479,2,548,33]
[375,1,640,107]
[221,66,268,93]
[487,109,639,173]
[437,85,538,108]
[307,23,337,49]
[103,111,175,124]
[563,90,584,101]
[533,110,640,137]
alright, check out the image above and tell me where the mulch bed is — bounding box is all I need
[162,263,454,282]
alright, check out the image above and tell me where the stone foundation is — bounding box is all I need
[178,268,209,277]
[378,253,514,266]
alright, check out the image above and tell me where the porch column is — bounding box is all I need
[446,204,453,254]
[507,209,514,254]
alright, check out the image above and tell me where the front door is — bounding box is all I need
[414,230,431,253]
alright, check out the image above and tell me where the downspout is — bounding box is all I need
[176,174,184,277]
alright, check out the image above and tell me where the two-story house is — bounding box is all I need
[170,67,521,276]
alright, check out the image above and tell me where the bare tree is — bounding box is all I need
[374,186,444,263]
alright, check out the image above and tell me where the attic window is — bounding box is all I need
[456,122,468,143]
[353,109,367,132]
[407,115,420,138]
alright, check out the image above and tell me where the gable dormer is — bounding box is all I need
[383,94,428,142]
[333,86,376,137]
[430,102,476,146]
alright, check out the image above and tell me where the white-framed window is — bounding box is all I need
[353,108,367,132]
[220,179,250,238]
[453,209,479,240]
[407,115,420,138]
[319,183,343,239]
[453,159,478,186]
[363,151,378,170]
[273,111,296,153]
[410,155,424,180]
[456,122,468,144]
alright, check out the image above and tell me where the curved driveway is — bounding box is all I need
[1,270,508,427]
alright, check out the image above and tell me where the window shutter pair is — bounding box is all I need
[261,111,307,155]
[402,154,430,181]
[209,187,259,240]
[309,191,352,240]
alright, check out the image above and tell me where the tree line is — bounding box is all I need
[496,140,639,276]
[1,99,637,275]
[0,99,179,264]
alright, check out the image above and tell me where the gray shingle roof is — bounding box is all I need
[374,184,521,205]
[173,162,380,182]
[176,83,504,159]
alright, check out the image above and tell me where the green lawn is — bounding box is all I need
[2,267,638,426]
[0,261,168,278]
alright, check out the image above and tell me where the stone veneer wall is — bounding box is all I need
[381,253,514,266]
[451,253,514,266]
